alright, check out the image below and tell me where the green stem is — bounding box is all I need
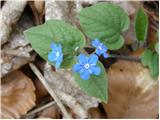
[109,54,141,62]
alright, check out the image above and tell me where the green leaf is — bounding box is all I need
[135,7,148,41]
[24,20,86,68]
[155,42,159,54]
[78,2,130,50]
[149,53,159,78]
[141,49,152,66]
[73,61,108,102]
[141,49,159,79]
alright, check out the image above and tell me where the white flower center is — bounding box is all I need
[98,43,103,50]
[98,46,102,50]
[56,52,60,57]
[84,64,90,69]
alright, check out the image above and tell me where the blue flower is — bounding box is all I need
[48,42,63,68]
[73,54,101,80]
[92,38,109,58]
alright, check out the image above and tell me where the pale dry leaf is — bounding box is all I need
[45,0,77,24]
[102,60,159,119]
[0,0,27,45]
[1,9,35,78]
[1,71,36,119]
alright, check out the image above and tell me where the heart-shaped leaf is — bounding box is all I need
[78,2,130,50]
[24,20,86,68]
[141,49,159,79]
[155,42,159,54]
[73,61,108,102]
[135,7,148,41]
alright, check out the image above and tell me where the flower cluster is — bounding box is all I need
[48,38,108,80]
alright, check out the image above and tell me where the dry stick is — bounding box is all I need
[23,101,56,118]
[29,63,71,118]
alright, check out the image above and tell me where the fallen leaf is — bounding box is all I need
[88,107,107,119]
[102,60,159,118]
[38,105,61,119]
[37,116,52,119]
[33,78,49,100]
[1,71,36,119]
[34,1,44,14]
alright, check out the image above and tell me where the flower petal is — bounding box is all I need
[91,66,101,75]
[88,54,98,64]
[103,53,109,58]
[55,54,63,68]
[78,54,88,64]
[73,64,83,72]
[50,42,57,49]
[57,44,62,53]
[95,49,102,56]
[101,45,107,51]
[92,38,101,47]
[48,52,56,62]
[80,70,90,80]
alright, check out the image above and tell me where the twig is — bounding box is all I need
[23,101,56,118]
[29,63,72,118]
[110,54,141,62]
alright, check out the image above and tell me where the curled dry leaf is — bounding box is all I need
[0,0,27,45]
[1,71,36,119]
[102,60,159,118]
[1,7,35,78]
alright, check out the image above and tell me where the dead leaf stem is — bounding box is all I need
[29,63,72,119]
[22,101,56,118]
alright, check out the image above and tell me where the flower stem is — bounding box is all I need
[109,54,141,62]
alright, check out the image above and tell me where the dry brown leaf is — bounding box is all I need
[33,78,49,100]
[88,107,107,119]
[1,71,36,119]
[38,105,61,119]
[102,60,159,119]
[34,1,44,14]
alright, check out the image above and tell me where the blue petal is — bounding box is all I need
[90,66,101,75]
[55,54,63,68]
[80,70,90,80]
[101,45,107,51]
[95,49,102,56]
[50,43,56,49]
[92,38,101,47]
[78,54,88,64]
[48,52,56,62]
[73,63,83,72]
[88,54,98,64]
[103,53,109,58]
[57,44,62,53]
[50,42,59,51]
